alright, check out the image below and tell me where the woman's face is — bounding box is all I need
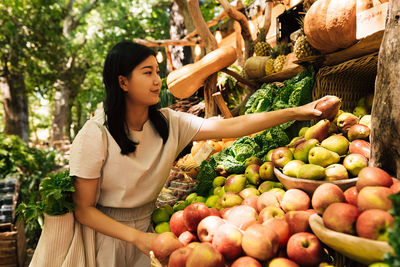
[119,55,161,107]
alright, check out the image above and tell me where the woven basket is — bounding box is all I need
[313,52,378,112]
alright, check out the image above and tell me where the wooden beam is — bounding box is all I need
[213,92,233,118]
[234,21,244,67]
[221,67,258,88]
[133,38,200,47]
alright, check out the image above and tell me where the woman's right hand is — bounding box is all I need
[134,231,159,256]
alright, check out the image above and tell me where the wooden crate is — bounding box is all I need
[0,220,27,267]
[312,52,378,112]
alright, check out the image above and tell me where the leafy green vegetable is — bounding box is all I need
[17,170,76,224]
[194,158,218,196]
[230,136,260,162]
[385,192,400,266]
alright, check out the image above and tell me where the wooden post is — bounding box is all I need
[234,21,245,67]
[212,92,233,118]
[370,0,400,177]
[164,45,174,71]
[187,0,219,118]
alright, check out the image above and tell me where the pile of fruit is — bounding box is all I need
[272,95,372,181]
[317,166,398,240]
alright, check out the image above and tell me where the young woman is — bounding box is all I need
[70,40,324,267]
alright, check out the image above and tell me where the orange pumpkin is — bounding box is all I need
[304,0,371,53]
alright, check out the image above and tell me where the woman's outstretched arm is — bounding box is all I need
[193,97,326,141]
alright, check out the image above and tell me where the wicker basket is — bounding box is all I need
[313,52,378,112]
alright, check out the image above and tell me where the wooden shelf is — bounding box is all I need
[294,30,384,67]
[255,65,305,83]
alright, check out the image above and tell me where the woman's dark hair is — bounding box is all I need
[103,40,169,155]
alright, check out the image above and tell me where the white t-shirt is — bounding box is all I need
[69,108,204,208]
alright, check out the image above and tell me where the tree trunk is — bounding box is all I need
[370,0,400,178]
[0,71,29,142]
[51,80,70,143]
[169,1,194,71]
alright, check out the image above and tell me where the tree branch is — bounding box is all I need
[63,0,100,36]
[217,0,254,59]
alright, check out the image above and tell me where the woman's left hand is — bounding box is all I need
[293,96,330,121]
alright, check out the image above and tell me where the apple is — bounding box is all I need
[231,256,262,267]
[356,209,394,241]
[197,216,225,243]
[312,183,345,214]
[356,167,393,191]
[168,246,193,267]
[343,153,368,177]
[259,206,285,223]
[183,202,211,232]
[169,210,189,237]
[271,147,293,168]
[284,211,312,234]
[219,207,232,218]
[286,232,323,266]
[343,186,358,206]
[268,257,300,267]
[391,182,400,194]
[262,217,290,247]
[357,186,393,211]
[256,191,281,212]
[239,187,260,199]
[152,232,184,262]
[281,189,310,212]
[322,203,360,234]
[224,205,259,231]
[259,161,276,180]
[208,208,221,217]
[212,223,243,260]
[242,195,259,211]
[178,231,197,246]
[349,140,371,159]
[242,224,279,261]
[186,242,225,267]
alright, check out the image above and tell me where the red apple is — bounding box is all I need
[242,195,259,211]
[322,203,360,234]
[268,257,300,267]
[197,215,225,243]
[271,147,293,168]
[219,207,232,218]
[356,167,393,191]
[178,231,197,246]
[170,210,189,237]
[186,242,225,267]
[168,246,193,267]
[231,256,262,267]
[208,208,221,217]
[256,191,281,212]
[259,206,285,223]
[281,189,310,212]
[356,209,394,241]
[349,140,371,159]
[242,224,279,261]
[287,232,323,266]
[262,217,290,247]
[212,223,243,260]
[285,210,312,234]
[224,205,259,231]
[312,183,345,214]
[344,186,358,206]
[152,232,184,262]
[357,186,393,211]
[391,182,400,194]
[183,202,211,232]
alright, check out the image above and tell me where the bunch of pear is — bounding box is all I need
[273,96,372,181]
[205,156,287,211]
